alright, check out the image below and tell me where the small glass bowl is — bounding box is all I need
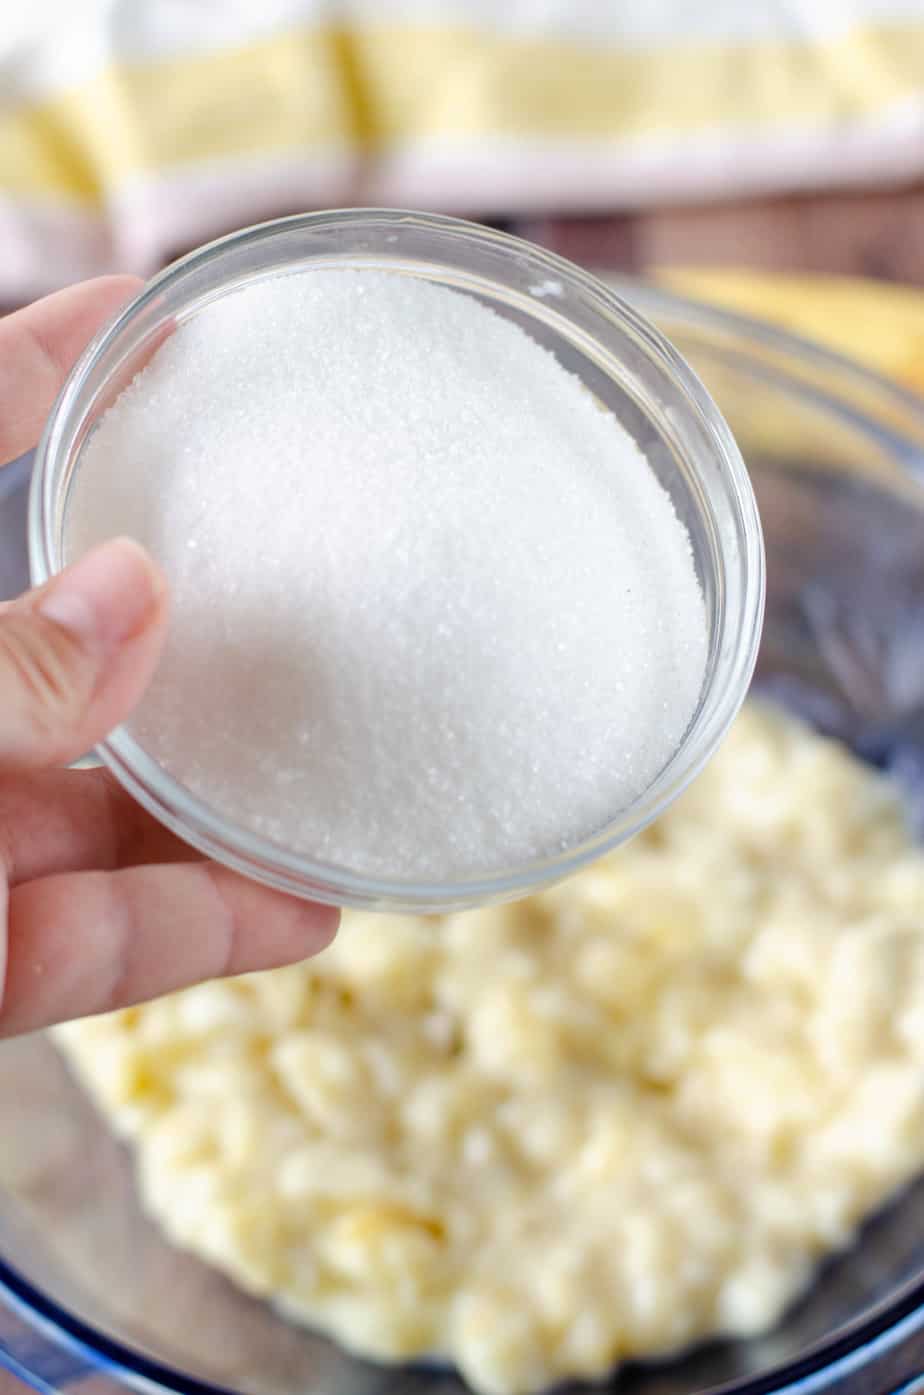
[29,210,764,912]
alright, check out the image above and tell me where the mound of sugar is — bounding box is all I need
[67,270,707,880]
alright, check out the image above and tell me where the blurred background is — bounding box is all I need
[1,2,924,299]
[2,2,924,433]
[3,0,924,377]
[2,0,924,410]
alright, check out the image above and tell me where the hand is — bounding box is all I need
[0,278,338,1037]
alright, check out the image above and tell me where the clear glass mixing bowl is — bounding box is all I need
[28,211,763,914]
[3,283,924,1395]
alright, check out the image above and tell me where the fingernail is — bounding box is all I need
[39,538,165,652]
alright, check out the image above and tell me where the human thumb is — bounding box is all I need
[0,538,168,770]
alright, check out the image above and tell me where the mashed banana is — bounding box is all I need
[57,704,924,1395]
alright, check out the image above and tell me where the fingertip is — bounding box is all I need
[2,865,340,1036]
[42,538,169,760]
[295,900,341,955]
[208,864,340,978]
[39,537,168,654]
[0,540,169,769]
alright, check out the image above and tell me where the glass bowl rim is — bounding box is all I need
[29,208,764,912]
[3,1224,924,1395]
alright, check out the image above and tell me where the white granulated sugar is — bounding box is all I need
[67,270,707,880]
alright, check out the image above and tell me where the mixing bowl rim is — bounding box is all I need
[2,1244,924,1395]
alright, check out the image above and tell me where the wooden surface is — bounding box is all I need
[513,181,924,283]
[3,178,922,318]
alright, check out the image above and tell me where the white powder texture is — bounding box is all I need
[66,270,707,879]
